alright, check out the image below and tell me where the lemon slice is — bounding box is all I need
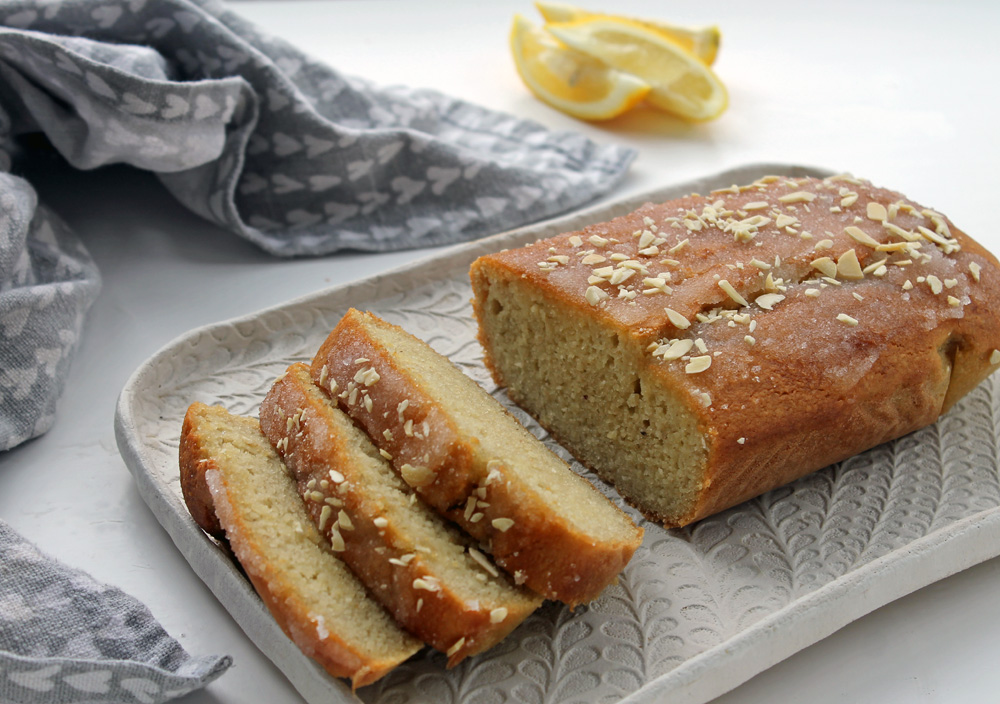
[510,14,650,121]
[535,1,721,66]
[546,17,728,121]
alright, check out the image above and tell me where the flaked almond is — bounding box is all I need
[755,293,785,310]
[491,517,515,532]
[447,638,465,658]
[585,285,610,306]
[718,279,749,307]
[329,526,345,552]
[400,463,435,487]
[685,355,712,374]
[661,338,694,361]
[664,307,691,329]
[863,258,887,274]
[467,547,500,578]
[413,577,441,592]
[608,268,635,285]
[778,191,816,203]
[845,225,880,248]
[918,226,960,253]
[775,213,798,229]
[876,241,912,253]
[318,505,332,531]
[866,202,888,221]
[811,257,838,278]
[836,248,864,280]
[883,221,921,242]
[337,510,353,531]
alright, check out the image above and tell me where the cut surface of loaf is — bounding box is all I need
[259,364,541,665]
[470,174,1000,527]
[310,309,643,606]
[178,402,421,688]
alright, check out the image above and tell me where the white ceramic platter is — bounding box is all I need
[115,163,1000,704]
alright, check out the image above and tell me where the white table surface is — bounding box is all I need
[3,1,1000,702]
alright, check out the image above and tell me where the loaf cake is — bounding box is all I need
[179,402,421,688]
[310,308,643,606]
[470,174,1000,527]
[259,364,542,665]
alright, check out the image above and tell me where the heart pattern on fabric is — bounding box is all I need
[0,521,232,703]
[161,94,188,119]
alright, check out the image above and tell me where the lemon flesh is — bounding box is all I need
[546,17,728,121]
[510,14,650,121]
[535,0,721,66]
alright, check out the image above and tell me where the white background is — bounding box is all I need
[3,1,1000,702]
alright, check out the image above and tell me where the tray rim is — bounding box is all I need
[114,161,1000,704]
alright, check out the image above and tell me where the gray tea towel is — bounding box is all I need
[0,0,636,451]
[0,520,232,704]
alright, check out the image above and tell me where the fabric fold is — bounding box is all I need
[0,172,100,451]
[0,0,636,256]
[0,520,232,704]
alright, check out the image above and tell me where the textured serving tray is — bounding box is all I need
[115,163,1000,704]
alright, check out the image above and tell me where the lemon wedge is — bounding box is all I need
[535,1,721,66]
[510,14,650,121]
[545,16,728,121]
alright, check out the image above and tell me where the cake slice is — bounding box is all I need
[179,402,421,688]
[470,173,1000,527]
[309,308,643,607]
[258,364,541,665]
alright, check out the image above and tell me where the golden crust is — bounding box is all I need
[311,309,643,606]
[471,175,1000,527]
[179,402,419,688]
[178,409,224,539]
[258,364,540,665]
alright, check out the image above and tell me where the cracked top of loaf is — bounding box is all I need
[503,174,992,350]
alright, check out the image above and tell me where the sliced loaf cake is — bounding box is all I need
[258,364,542,665]
[179,402,421,688]
[310,309,643,606]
